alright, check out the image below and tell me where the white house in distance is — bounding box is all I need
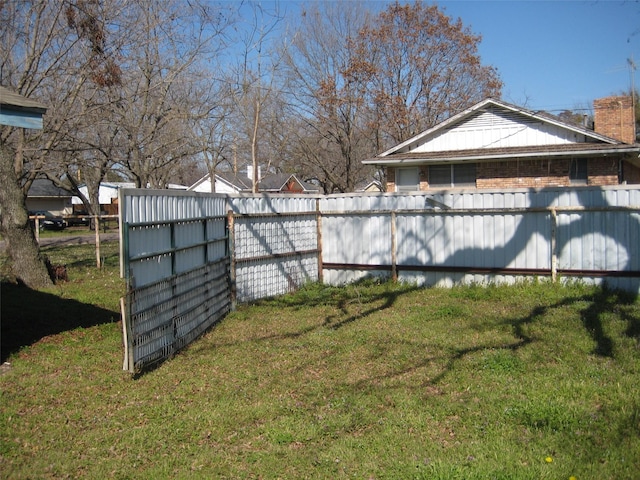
[189,166,319,194]
[73,182,135,215]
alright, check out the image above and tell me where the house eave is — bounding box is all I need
[363,145,640,167]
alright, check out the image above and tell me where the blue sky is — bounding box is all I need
[439,0,640,112]
[262,0,640,113]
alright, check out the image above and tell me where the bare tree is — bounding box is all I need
[0,0,121,287]
[111,0,233,189]
[352,1,502,147]
[224,1,285,192]
[0,0,233,286]
[281,1,375,193]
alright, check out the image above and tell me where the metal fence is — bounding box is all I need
[119,190,231,372]
[318,188,640,292]
[119,186,640,372]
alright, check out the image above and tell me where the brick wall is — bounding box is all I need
[594,96,636,144]
[386,157,621,191]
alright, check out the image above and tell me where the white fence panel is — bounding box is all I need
[230,209,320,303]
[318,187,640,290]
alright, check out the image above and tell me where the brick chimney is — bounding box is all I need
[593,95,636,144]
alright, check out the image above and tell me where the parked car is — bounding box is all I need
[29,211,67,230]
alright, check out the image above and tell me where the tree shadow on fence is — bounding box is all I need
[1,281,118,363]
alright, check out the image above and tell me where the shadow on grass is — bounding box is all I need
[264,280,421,334]
[1,281,118,363]
[424,286,640,387]
[198,280,423,350]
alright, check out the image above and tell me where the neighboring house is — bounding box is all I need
[363,96,640,192]
[73,182,135,215]
[26,179,73,216]
[257,173,320,194]
[73,182,187,215]
[189,167,320,194]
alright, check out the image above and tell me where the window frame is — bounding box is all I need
[429,163,477,188]
[395,167,420,192]
[569,158,588,185]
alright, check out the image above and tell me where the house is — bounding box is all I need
[257,173,319,194]
[26,179,73,215]
[363,96,640,192]
[189,167,320,194]
[188,171,252,194]
[73,182,135,215]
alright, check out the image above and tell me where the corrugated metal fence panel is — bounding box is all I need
[119,190,232,372]
[318,187,640,289]
[119,186,640,371]
[394,210,551,269]
[121,189,229,224]
[557,210,639,271]
[123,259,231,372]
[228,194,318,215]
[120,190,229,288]
[226,195,320,303]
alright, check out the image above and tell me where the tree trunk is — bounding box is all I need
[0,146,53,288]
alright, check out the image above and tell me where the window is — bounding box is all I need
[429,163,476,188]
[569,159,587,184]
[396,167,420,192]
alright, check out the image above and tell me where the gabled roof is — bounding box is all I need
[364,97,635,166]
[189,171,319,194]
[27,179,73,198]
[188,171,251,192]
[258,173,320,193]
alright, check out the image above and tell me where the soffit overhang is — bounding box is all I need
[363,143,640,166]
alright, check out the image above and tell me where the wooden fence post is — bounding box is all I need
[95,215,101,268]
[227,210,237,310]
[316,198,323,284]
[550,207,557,282]
[391,210,397,282]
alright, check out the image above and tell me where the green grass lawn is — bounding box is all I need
[1,244,640,479]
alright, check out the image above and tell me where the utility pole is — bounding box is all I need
[629,55,637,141]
